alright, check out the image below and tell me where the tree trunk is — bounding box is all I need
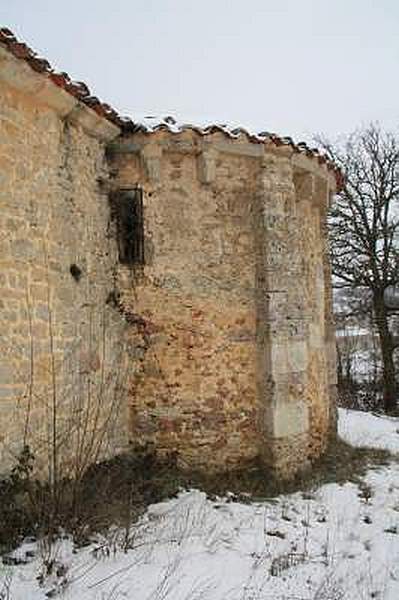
[336,343,343,390]
[373,291,397,412]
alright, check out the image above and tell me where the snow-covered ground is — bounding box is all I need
[2,409,399,600]
[339,408,399,453]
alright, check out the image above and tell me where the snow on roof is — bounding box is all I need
[0,27,343,189]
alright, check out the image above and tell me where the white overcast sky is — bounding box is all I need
[1,0,399,143]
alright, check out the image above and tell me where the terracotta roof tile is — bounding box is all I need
[0,27,124,127]
[0,27,343,190]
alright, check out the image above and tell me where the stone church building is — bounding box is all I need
[0,28,341,478]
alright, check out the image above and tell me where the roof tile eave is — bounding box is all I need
[0,26,343,190]
[0,26,127,130]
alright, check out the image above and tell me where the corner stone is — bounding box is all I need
[271,399,309,438]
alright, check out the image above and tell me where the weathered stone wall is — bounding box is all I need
[110,130,337,476]
[111,132,261,470]
[0,64,129,474]
[254,153,335,475]
[0,41,337,479]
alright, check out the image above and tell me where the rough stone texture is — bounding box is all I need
[110,130,338,477]
[112,134,260,470]
[0,75,129,474]
[0,45,338,479]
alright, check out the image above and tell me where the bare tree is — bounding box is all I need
[317,124,399,412]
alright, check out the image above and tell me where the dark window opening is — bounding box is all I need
[113,188,145,265]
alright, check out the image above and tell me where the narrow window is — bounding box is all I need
[113,188,145,265]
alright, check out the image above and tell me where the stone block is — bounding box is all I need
[0,363,15,385]
[271,399,309,438]
[11,239,37,260]
[287,341,307,372]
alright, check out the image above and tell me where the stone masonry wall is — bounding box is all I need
[110,130,337,476]
[0,41,337,479]
[255,154,333,475]
[0,76,129,474]
[111,131,261,470]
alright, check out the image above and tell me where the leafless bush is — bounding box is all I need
[0,261,134,553]
[312,575,345,600]
[0,571,13,600]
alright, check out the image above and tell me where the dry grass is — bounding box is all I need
[0,433,394,557]
[176,436,394,501]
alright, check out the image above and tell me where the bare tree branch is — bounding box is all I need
[315,123,399,412]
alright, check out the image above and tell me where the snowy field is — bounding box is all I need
[2,409,399,600]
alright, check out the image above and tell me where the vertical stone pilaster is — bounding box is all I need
[141,144,163,184]
[255,152,310,476]
[197,147,217,184]
[320,193,338,436]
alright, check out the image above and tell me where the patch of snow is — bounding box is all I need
[335,326,370,337]
[128,114,299,146]
[2,409,399,599]
[338,407,399,453]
